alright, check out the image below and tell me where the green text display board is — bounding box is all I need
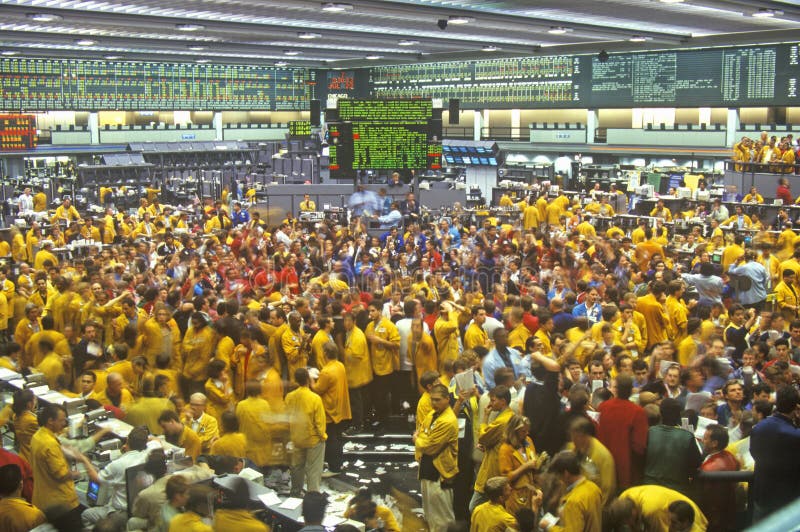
[369,43,800,108]
[328,99,441,178]
[0,58,314,111]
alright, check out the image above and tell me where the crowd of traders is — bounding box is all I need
[732,131,800,172]
[0,178,799,532]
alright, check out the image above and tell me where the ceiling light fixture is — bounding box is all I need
[365,54,382,60]
[482,45,498,52]
[629,35,650,42]
[548,26,570,35]
[196,59,210,63]
[399,39,419,46]
[448,15,474,25]
[752,8,782,18]
[75,38,97,46]
[104,55,121,60]
[27,13,63,22]
[275,61,289,67]
[176,24,205,31]
[658,0,685,4]
[298,32,321,39]
[284,50,302,56]
[1,51,18,56]
[321,3,353,12]
[187,45,206,51]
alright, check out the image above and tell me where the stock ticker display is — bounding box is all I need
[369,44,800,108]
[327,99,441,178]
[0,58,313,111]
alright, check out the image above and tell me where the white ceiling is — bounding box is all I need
[0,0,798,66]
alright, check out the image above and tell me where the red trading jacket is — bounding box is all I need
[596,397,649,489]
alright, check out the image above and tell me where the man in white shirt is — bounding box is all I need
[82,425,152,528]
[18,188,34,214]
[396,300,430,409]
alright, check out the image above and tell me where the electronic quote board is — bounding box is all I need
[369,43,800,108]
[370,56,587,109]
[327,99,442,179]
[288,120,312,137]
[0,114,37,150]
[0,58,314,111]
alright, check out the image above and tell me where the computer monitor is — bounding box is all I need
[125,462,154,518]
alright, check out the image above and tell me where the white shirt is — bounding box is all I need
[99,449,149,510]
[18,193,33,213]
[482,316,504,340]
[396,317,430,371]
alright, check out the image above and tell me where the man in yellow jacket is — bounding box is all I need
[236,381,283,468]
[158,409,202,463]
[464,305,489,351]
[343,313,372,435]
[545,450,603,532]
[470,477,520,532]
[366,301,400,429]
[181,393,220,455]
[312,342,351,475]
[285,367,327,497]
[181,313,216,398]
[471,385,514,511]
[31,405,99,530]
[413,383,459,532]
[434,301,462,372]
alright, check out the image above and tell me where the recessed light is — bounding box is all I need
[448,15,474,25]
[187,45,206,51]
[366,55,382,60]
[275,61,289,67]
[75,39,96,46]
[298,32,321,40]
[104,55,121,60]
[752,8,782,18]
[399,39,419,47]
[321,3,353,12]
[548,26,570,35]
[284,50,302,56]
[196,59,210,64]
[27,13,63,22]
[629,35,650,42]
[1,51,18,56]
[176,24,205,31]
[482,45,498,52]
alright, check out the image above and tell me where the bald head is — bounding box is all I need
[106,372,124,396]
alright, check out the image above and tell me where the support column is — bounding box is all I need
[586,109,599,144]
[213,111,223,141]
[511,109,521,140]
[88,112,99,145]
[726,108,740,147]
[473,110,482,142]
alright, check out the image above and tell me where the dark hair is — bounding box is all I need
[295,367,310,386]
[616,374,634,400]
[0,464,22,497]
[127,425,149,451]
[549,450,582,476]
[302,491,329,525]
[775,385,800,414]
[490,385,511,405]
[12,389,34,416]
[37,404,64,427]
[667,500,695,526]
[420,370,440,389]
[705,423,729,449]
[660,398,682,426]
[221,411,239,433]
[158,409,180,424]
